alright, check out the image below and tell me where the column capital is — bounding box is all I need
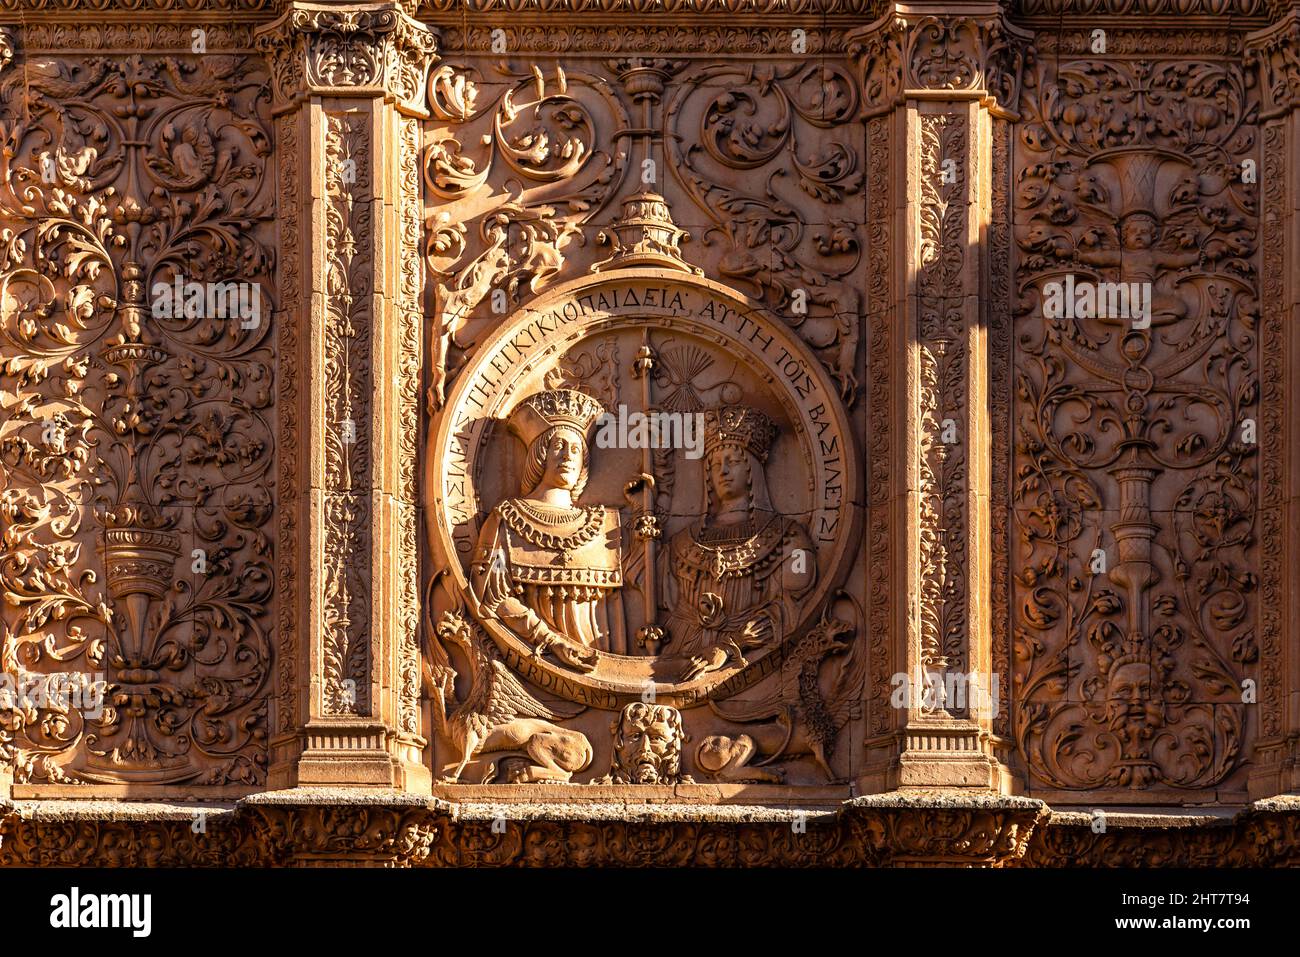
[1248,10,1300,119]
[848,3,1033,118]
[254,1,437,116]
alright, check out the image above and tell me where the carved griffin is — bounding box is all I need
[695,614,861,783]
[425,610,592,784]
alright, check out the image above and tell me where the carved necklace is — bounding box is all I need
[697,517,761,545]
[688,513,783,579]
[499,498,604,558]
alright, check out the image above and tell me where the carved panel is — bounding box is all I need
[1010,50,1259,796]
[321,110,373,716]
[865,112,892,737]
[0,41,277,785]
[397,114,423,738]
[917,111,969,693]
[275,111,301,738]
[420,30,868,790]
[1256,120,1285,742]
[990,115,1013,740]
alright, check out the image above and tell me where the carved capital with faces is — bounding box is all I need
[1248,12,1300,118]
[254,1,438,115]
[848,7,1032,117]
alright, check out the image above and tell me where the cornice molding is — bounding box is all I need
[5,796,1300,866]
[416,0,1278,15]
[417,0,883,13]
[435,23,853,54]
[0,0,1286,26]
[1012,0,1279,15]
[0,0,277,11]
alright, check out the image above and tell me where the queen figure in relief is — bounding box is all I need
[661,406,817,680]
[470,388,625,672]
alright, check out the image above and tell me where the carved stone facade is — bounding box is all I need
[1,0,1300,866]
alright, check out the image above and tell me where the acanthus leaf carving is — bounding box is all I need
[917,112,969,702]
[664,60,864,401]
[423,61,620,410]
[255,2,437,114]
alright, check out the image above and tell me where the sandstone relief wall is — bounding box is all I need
[419,20,870,794]
[1008,28,1262,802]
[0,0,1298,866]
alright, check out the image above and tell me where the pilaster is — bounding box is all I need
[1247,6,1300,798]
[255,2,435,789]
[852,1,1029,791]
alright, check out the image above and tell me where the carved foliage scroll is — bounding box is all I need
[917,112,969,696]
[664,60,865,400]
[0,45,276,785]
[322,111,372,716]
[865,112,892,737]
[1011,53,1259,793]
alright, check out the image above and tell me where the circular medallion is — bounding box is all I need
[426,269,859,707]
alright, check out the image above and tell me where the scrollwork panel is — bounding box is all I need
[1010,50,1259,797]
[0,45,278,786]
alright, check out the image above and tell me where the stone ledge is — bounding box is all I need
[4,793,1297,867]
[240,787,450,809]
[8,800,237,823]
[446,801,841,823]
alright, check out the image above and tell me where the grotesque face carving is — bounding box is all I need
[1105,661,1162,728]
[606,702,686,785]
[1097,660,1170,748]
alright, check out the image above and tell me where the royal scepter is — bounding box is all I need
[626,329,667,655]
